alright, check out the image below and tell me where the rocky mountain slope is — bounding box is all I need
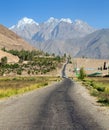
[76,29,109,59]
[10,17,40,41]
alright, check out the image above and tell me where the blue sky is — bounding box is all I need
[0,0,109,29]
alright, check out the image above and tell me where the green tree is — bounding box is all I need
[1,56,7,65]
[78,67,86,80]
[17,69,22,75]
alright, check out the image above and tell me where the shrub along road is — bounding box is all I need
[0,77,104,130]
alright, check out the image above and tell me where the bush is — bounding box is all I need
[90,89,99,96]
[1,56,7,65]
[17,69,22,75]
[92,83,105,92]
[78,67,86,80]
[98,94,109,105]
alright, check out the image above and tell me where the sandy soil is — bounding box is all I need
[0,50,19,63]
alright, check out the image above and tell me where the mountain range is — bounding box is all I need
[10,17,109,59]
[10,17,95,41]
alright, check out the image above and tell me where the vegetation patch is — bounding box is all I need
[0,49,65,76]
[81,77,109,106]
[0,49,64,99]
[0,76,61,99]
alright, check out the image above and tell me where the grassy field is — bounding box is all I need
[0,76,61,99]
[82,77,109,106]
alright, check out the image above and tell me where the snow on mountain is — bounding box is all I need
[45,17,59,23]
[10,17,40,40]
[10,17,96,57]
[10,17,39,29]
[45,17,72,24]
[18,17,39,26]
[60,18,72,24]
[75,19,85,25]
[74,19,90,29]
[74,19,95,34]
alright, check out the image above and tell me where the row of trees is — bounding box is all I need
[0,48,64,76]
[2,48,45,61]
[1,48,65,62]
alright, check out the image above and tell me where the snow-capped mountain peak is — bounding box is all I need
[44,17,73,25]
[10,17,95,42]
[74,19,88,26]
[60,18,72,24]
[18,17,39,27]
[10,17,39,29]
[74,19,95,33]
[45,17,59,23]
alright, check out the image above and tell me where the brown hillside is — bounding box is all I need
[0,50,19,63]
[0,24,34,50]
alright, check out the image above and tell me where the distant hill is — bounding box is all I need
[76,29,109,59]
[0,24,34,51]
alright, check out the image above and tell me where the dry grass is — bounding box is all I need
[82,77,109,105]
[0,76,61,99]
